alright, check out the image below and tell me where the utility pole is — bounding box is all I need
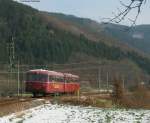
[7,37,15,96]
[122,75,125,89]
[17,60,20,97]
[7,37,15,71]
[107,72,109,91]
[98,67,101,91]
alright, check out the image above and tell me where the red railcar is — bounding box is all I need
[25,69,80,96]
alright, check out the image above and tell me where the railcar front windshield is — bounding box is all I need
[26,72,48,82]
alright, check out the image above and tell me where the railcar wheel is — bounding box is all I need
[54,92,60,97]
[33,92,37,97]
[43,93,46,97]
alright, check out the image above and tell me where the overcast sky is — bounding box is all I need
[18,0,150,25]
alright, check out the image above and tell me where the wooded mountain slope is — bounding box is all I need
[101,23,150,55]
[0,0,150,76]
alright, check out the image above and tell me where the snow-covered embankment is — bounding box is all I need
[0,104,150,123]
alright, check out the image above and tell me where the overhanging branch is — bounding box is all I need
[103,0,147,26]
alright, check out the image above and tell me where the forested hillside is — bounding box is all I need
[101,23,150,55]
[0,0,150,76]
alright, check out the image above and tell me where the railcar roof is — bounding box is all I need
[48,71,64,77]
[28,69,49,73]
[27,69,79,78]
[28,69,64,77]
[64,73,79,79]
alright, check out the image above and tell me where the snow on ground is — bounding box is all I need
[0,104,150,123]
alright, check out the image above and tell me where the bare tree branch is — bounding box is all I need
[103,0,147,26]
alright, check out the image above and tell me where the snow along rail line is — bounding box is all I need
[0,97,46,117]
[0,103,150,123]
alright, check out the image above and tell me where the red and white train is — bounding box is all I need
[25,69,80,96]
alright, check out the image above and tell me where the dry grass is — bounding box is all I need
[0,99,46,117]
[123,85,150,109]
[111,79,150,109]
[57,95,112,108]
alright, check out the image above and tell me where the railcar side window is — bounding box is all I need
[65,79,70,83]
[48,76,56,81]
[55,77,64,82]
[48,76,52,81]
[26,73,48,82]
[59,77,64,82]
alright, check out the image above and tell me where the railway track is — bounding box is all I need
[0,92,110,117]
[0,98,35,106]
[0,92,108,107]
[0,97,47,116]
[0,95,59,106]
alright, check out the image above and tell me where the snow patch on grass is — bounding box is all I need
[0,104,150,123]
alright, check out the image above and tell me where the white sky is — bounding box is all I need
[16,0,150,25]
